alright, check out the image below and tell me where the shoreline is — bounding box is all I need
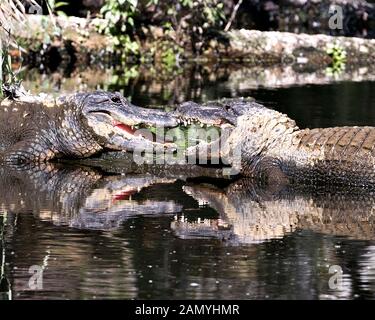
[8,14,375,72]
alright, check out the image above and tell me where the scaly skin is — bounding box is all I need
[230,110,375,186]
[282,126,375,185]
[0,99,102,162]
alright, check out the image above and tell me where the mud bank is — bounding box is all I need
[11,15,114,67]
[11,15,375,70]
[205,29,375,67]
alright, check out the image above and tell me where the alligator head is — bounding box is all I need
[1,90,180,163]
[173,97,298,176]
[55,94,288,167]
[68,91,179,154]
[76,95,297,174]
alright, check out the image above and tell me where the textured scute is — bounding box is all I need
[0,98,102,163]
[231,106,375,186]
[266,126,375,186]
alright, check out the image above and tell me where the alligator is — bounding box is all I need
[175,98,375,186]
[0,88,178,163]
[3,88,375,186]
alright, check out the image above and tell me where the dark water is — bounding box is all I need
[2,66,375,300]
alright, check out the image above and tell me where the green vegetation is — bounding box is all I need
[98,0,226,65]
[0,0,40,96]
[98,0,140,58]
[107,65,140,90]
[46,0,69,17]
[0,33,22,98]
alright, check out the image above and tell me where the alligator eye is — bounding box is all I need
[111,95,122,103]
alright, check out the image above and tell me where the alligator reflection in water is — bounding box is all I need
[0,163,230,299]
[2,164,375,298]
[174,180,375,243]
[0,163,183,230]
[3,161,375,241]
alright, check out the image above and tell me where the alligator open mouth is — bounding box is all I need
[86,102,179,151]
[88,109,173,139]
[84,93,246,157]
[170,100,241,161]
[90,108,231,151]
[111,120,156,138]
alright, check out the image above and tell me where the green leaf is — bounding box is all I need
[128,0,138,8]
[57,11,68,17]
[128,17,134,27]
[146,0,158,6]
[54,2,69,8]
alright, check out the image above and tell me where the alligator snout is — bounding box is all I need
[175,103,228,126]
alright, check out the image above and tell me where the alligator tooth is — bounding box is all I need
[183,120,187,126]
[200,123,204,127]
